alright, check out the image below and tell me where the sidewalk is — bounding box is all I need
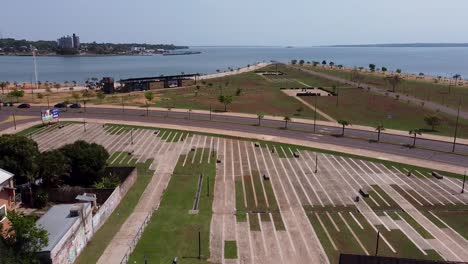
[4,118,465,175]
[30,103,468,145]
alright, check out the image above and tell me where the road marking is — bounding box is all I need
[316,213,338,251]
[338,212,369,255]
[349,212,364,230]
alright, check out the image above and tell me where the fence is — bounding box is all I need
[119,209,155,264]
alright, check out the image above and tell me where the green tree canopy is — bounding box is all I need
[1,211,48,264]
[218,95,233,112]
[38,150,71,187]
[424,115,441,131]
[59,140,109,186]
[0,135,40,184]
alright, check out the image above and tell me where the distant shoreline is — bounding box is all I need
[326,43,468,48]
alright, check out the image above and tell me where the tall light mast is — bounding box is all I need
[31,45,39,91]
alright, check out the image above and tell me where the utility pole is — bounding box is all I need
[375,231,380,256]
[462,171,466,194]
[314,153,318,173]
[452,100,461,152]
[313,95,318,133]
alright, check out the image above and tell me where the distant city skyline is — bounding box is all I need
[2,0,468,46]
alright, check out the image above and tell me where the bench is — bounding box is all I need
[359,188,369,198]
[432,171,444,180]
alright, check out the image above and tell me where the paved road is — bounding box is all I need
[1,106,467,168]
[290,65,468,120]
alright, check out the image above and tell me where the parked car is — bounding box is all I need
[2,102,14,107]
[69,103,81,109]
[17,103,31,108]
[54,103,67,108]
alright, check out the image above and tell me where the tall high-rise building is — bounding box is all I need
[72,33,80,49]
[57,33,80,49]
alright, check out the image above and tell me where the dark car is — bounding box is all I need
[54,103,67,108]
[2,102,14,107]
[69,103,81,109]
[17,103,31,108]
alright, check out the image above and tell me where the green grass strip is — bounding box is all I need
[128,149,215,263]
[224,241,237,259]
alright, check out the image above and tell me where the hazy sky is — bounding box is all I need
[2,0,467,46]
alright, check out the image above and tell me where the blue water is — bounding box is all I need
[1,46,467,83]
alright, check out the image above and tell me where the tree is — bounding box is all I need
[144,91,154,116]
[424,115,441,131]
[322,60,327,65]
[0,81,8,95]
[382,67,388,73]
[312,61,319,67]
[38,150,71,188]
[8,90,24,103]
[338,120,350,136]
[59,140,109,186]
[453,74,462,86]
[409,129,422,147]
[36,93,44,100]
[0,211,48,263]
[385,75,403,92]
[329,61,335,68]
[235,88,242,96]
[0,135,40,184]
[218,95,233,112]
[283,116,291,129]
[375,124,385,142]
[350,68,365,87]
[291,59,297,65]
[257,112,265,126]
[369,64,376,72]
[299,60,305,66]
[396,69,402,74]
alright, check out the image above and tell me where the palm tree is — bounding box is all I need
[144,91,154,116]
[338,120,350,136]
[257,112,265,126]
[0,81,8,95]
[384,75,403,92]
[452,74,462,94]
[375,124,385,142]
[283,116,291,129]
[409,129,422,148]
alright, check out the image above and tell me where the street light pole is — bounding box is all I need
[12,113,16,130]
[314,153,318,173]
[375,231,380,256]
[209,104,212,121]
[462,171,466,194]
[198,226,201,260]
[314,95,317,133]
[452,100,461,152]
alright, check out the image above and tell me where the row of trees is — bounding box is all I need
[0,135,109,187]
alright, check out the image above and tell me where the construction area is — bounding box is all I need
[26,122,468,264]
